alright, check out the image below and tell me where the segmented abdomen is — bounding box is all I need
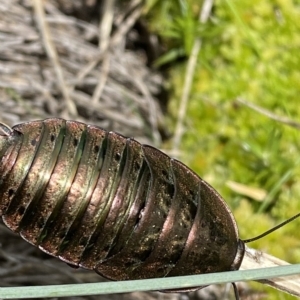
[0,118,242,280]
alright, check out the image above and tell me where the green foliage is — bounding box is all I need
[146,0,218,65]
[146,0,300,298]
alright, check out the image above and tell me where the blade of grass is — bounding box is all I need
[258,167,294,213]
[224,0,260,55]
[1,263,300,299]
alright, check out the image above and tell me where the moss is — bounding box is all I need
[147,0,300,298]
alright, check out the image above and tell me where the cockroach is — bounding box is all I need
[0,118,298,298]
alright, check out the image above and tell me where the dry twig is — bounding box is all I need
[98,0,116,52]
[241,246,300,297]
[72,1,144,91]
[32,0,77,117]
[237,98,300,130]
[91,0,115,104]
[172,0,214,153]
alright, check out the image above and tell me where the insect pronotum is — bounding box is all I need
[0,118,297,297]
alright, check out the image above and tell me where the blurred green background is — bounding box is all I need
[145,0,300,298]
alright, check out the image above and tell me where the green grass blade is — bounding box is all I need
[1,264,300,299]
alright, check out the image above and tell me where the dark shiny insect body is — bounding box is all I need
[0,118,245,288]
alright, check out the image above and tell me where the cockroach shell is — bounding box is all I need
[0,118,245,288]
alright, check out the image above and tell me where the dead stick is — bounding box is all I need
[32,0,77,117]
